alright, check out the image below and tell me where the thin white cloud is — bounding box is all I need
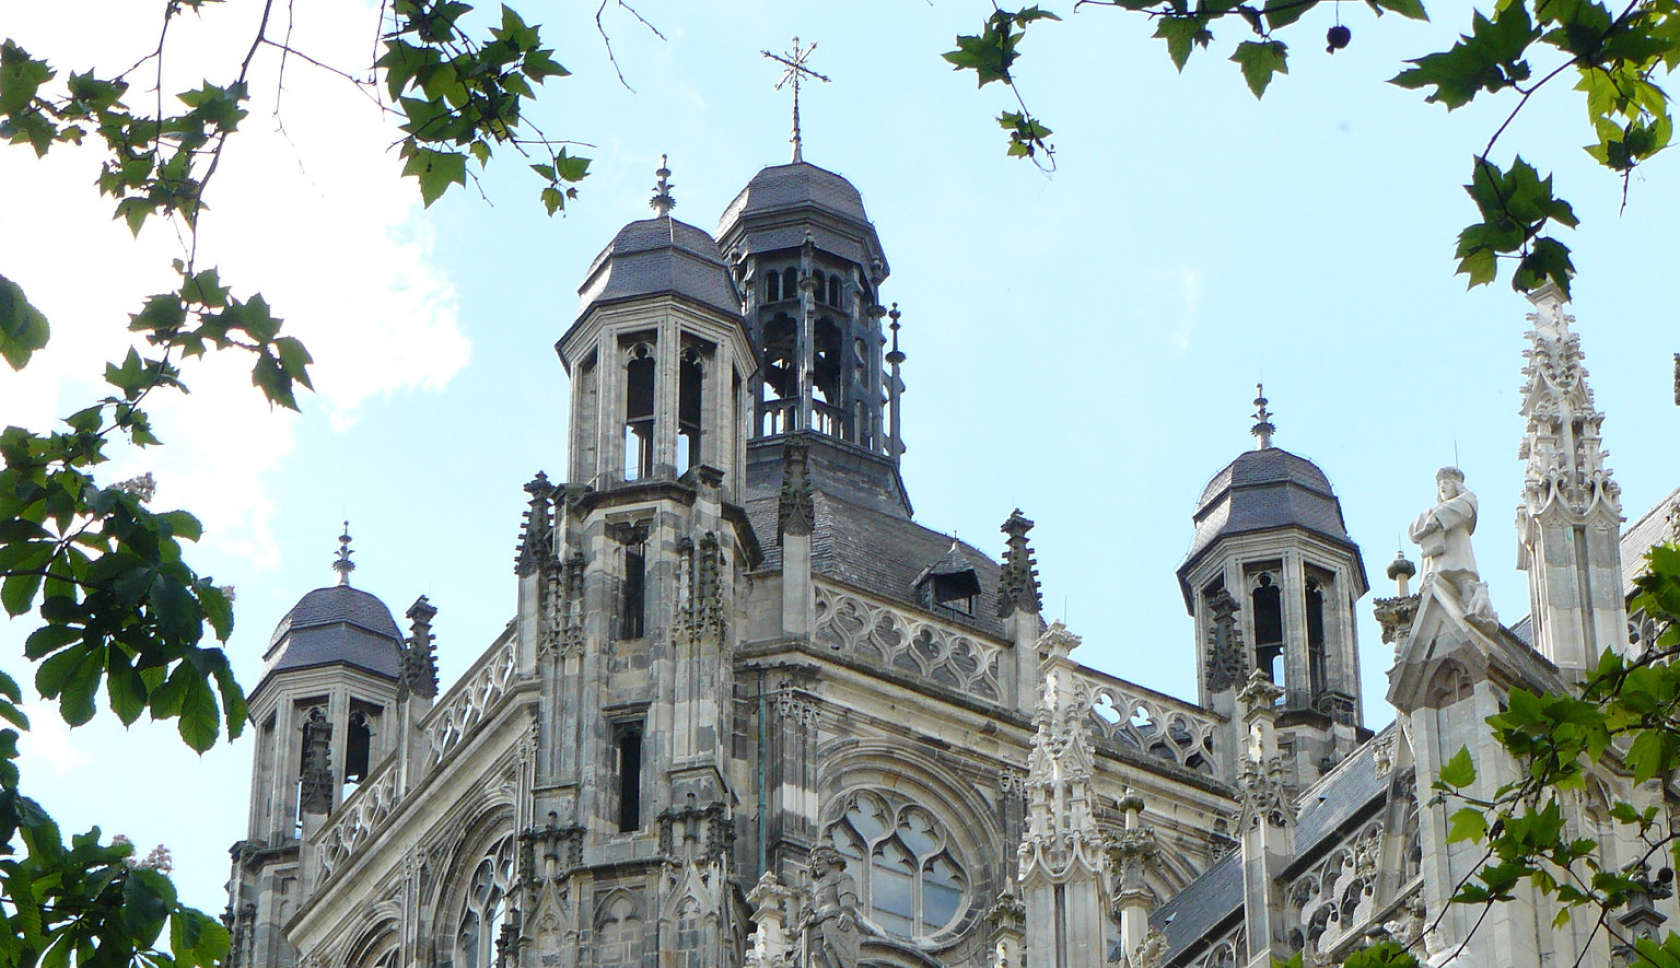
[1172,267,1199,353]
[0,0,467,567]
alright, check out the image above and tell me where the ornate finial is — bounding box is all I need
[333,522,355,586]
[649,154,675,216]
[1250,383,1275,450]
[762,36,831,163]
[886,303,904,364]
[1386,548,1417,596]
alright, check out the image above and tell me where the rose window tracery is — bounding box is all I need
[823,790,968,940]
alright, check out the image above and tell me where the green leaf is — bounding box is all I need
[1369,0,1428,21]
[1,571,41,616]
[1447,805,1489,843]
[1263,0,1316,32]
[1155,17,1214,72]
[1231,40,1289,98]
[402,147,467,206]
[0,273,50,371]
[177,673,219,752]
[1439,745,1477,788]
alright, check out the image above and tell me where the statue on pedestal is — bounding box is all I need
[802,846,860,968]
[1409,467,1497,627]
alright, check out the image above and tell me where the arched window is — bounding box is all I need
[1251,572,1284,686]
[624,344,655,481]
[761,316,797,436]
[456,836,515,968]
[678,349,703,472]
[812,270,828,305]
[344,707,373,794]
[824,790,968,940]
[813,317,843,411]
[765,271,781,303]
[828,275,842,308]
[781,267,797,300]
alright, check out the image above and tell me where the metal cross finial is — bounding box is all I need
[333,521,356,586]
[649,154,675,216]
[762,36,830,163]
[1250,383,1275,450]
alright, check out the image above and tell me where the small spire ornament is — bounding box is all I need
[649,155,675,216]
[1251,383,1275,450]
[332,522,356,586]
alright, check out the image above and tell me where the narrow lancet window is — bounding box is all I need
[344,708,372,787]
[765,271,781,303]
[678,349,703,472]
[1306,578,1327,698]
[828,275,842,308]
[624,344,655,481]
[622,546,646,639]
[1252,573,1284,685]
[813,270,827,304]
[782,267,797,299]
[615,721,644,831]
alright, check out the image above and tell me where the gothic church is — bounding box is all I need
[225,155,1680,968]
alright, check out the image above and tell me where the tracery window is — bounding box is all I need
[824,790,968,940]
[456,835,515,968]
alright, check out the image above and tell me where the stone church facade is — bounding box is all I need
[224,158,1680,968]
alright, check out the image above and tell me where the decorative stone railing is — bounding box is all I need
[427,634,519,768]
[315,760,399,882]
[813,582,1006,702]
[312,633,521,885]
[1072,668,1220,776]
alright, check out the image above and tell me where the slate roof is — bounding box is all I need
[575,217,740,322]
[743,436,1008,638]
[1620,485,1680,594]
[716,163,888,277]
[1152,726,1395,964]
[259,586,404,691]
[1150,851,1242,957]
[1178,447,1366,604]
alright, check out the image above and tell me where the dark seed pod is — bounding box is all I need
[1326,24,1351,53]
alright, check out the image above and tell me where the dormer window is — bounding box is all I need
[916,543,981,617]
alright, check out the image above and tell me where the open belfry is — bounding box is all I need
[225,138,1680,968]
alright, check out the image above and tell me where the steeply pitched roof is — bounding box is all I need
[575,217,740,322]
[1620,485,1680,594]
[743,437,1007,638]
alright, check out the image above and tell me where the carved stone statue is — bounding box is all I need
[802,846,860,968]
[1409,467,1496,626]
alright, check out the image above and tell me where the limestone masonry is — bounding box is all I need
[226,159,1680,968]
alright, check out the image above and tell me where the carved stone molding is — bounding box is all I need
[997,509,1042,619]
[777,439,814,541]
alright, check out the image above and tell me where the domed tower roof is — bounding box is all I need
[716,162,887,277]
[254,528,404,697]
[574,215,741,324]
[258,585,404,686]
[1175,445,1368,605]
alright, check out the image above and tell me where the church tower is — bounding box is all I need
[227,530,407,968]
[517,160,757,968]
[1176,390,1369,790]
[1515,283,1627,672]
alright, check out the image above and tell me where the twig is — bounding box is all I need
[595,0,667,92]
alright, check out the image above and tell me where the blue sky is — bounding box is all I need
[1,0,1677,914]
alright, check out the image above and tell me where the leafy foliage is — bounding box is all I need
[1423,544,1680,962]
[0,1,592,964]
[946,0,1680,297]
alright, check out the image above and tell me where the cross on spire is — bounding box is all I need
[333,521,356,586]
[649,154,675,217]
[762,36,830,163]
